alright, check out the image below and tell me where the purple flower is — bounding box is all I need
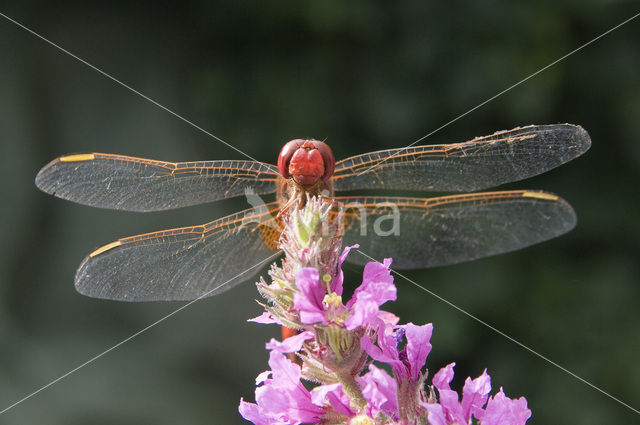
[403,323,433,381]
[424,363,530,425]
[245,196,534,425]
[265,331,314,353]
[358,364,399,419]
[462,369,492,420]
[422,403,447,425]
[248,311,282,325]
[310,383,355,418]
[239,350,323,424]
[477,388,531,425]
[293,267,328,324]
[330,244,359,295]
[361,322,433,382]
[344,258,397,330]
[426,362,482,424]
[293,249,396,330]
[359,323,433,423]
[360,324,404,378]
[239,349,359,425]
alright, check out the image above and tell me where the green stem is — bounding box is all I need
[338,372,365,407]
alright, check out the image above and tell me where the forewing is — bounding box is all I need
[333,124,590,192]
[75,202,282,301]
[35,153,279,212]
[335,191,576,269]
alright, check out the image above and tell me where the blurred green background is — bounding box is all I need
[1,2,639,424]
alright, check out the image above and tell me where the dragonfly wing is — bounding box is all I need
[335,191,575,269]
[36,153,279,212]
[333,124,590,192]
[75,202,282,301]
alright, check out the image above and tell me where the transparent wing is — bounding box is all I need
[335,191,576,269]
[35,153,279,212]
[75,202,282,301]
[332,124,590,192]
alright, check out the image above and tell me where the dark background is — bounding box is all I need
[1,2,639,424]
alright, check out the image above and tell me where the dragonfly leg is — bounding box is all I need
[276,195,300,219]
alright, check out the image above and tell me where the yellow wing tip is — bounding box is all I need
[60,153,96,162]
[522,191,558,201]
[89,241,122,257]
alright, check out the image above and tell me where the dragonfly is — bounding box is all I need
[35,123,590,302]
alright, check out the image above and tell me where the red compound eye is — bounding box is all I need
[277,139,303,179]
[314,141,335,180]
[277,139,335,184]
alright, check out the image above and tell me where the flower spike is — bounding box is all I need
[241,197,531,425]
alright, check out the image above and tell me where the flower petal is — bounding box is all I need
[255,370,271,385]
[253,351,323,423]
[344,260,396,330]
[293,267,327,324]
[358,364,399,419]
[432,362,455,390]
[432,363,466,424]
[344,294,382,330]
[422,403,447,425]
[360,327,403,374]
[438,388,466,424]
[377,310,400,326]
[238,399,271,425]
[311,383,354,417]
[331,244,359,295]
[268,351,303,389]
[402,323,433,381]
[248,311,282,325]
[266,331,314,353]
[461,369,491,420]
[480,388,531,425]
[347,259,396,309]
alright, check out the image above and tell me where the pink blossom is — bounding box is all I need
[292,244,358,319]
[248,311,282,325]
[244,197,533,425]
[239,349,359,424]
[478,388,531,425]
[344,258,396,330]
[265,331,314,353]
[425,363,529,425]
[426,362,467,424]
[357,364,399,419]
[330,244,359,295]
[239,351,323,425]
[403,323,433,381]
[310,383,355,417]
[293,251,396,330]
[361,322,433,382]
[423,403,447,425]
[462,369,492,420]
[360,324,405,377]
[293,267,327,324]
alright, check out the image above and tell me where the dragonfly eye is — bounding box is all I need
[277,140,302,178]
[311,140,335,180]
[277,139,305,179]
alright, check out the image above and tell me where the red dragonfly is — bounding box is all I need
[35,124,590,302]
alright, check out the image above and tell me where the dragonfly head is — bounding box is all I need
[278,139,335,186]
